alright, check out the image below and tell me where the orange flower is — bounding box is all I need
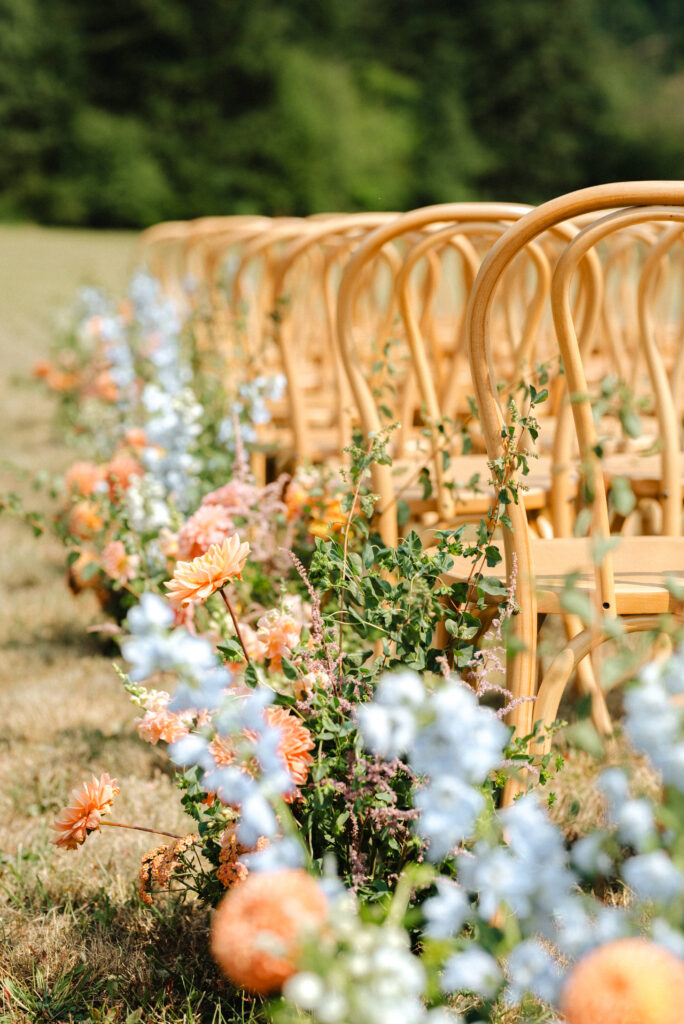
[176,503,234,561]
[284,478,309,521]
[136,692,193,749]
[256,610,301,671]
[264,706,314,798]
[165,535,250,606]
[560,938,684,1024]
[123,427,148,451]
[208,706,313,801]
[105,454,143,499]
[102,540,139,583]
[309,497,346,539]
[68,501,104,539]
[50,774,120,850]
[210,869,328,993]
[65,461,104,497]
[88,370,118,403]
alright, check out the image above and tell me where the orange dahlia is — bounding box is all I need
[560,938,684,1024]
[50,773,120,850]
[264,705,314,797]
[176,503,234,561]
[165,535,250,606]
[210,869,328,993]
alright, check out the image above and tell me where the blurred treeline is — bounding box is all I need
[1,0,684,227]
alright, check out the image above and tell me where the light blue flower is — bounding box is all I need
[441,947,503,999]
[505,940,563,1005]
[623,850,684,903]
[414,776,484,862]
[422,879,469,939]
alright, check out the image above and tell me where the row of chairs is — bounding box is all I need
[137,184,684,795]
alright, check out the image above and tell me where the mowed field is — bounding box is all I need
[0,228,240,1024]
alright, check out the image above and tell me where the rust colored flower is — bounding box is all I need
[560,938,684,1024]
[210,869,328,993]
[68,501,104,539]
[102,540,139,583]
[165,535,250,606]
[216,828,269,888]
[256,610,301,671]
[176,503,234,561]
[50,773,120,850]
[105,454,143,499]
[64,461,104,497]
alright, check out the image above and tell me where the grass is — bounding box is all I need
[0,226,652,1023]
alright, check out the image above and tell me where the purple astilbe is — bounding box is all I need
[287,549,342,688]
[324,751,422,889]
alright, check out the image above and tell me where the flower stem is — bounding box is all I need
[218,586,251,665]
[100,821,182,840]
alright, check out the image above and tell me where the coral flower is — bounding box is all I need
[210,869,328,993]
[102,540,139,583]
[256,610,302,670]
[264,705,314,797]
[50,773,120,850]
[123,427,148,451]
[68,501,104,539]
[201,479,258,512]
[176,503,234,561]
[65,461,104,497]
[165,535,250,606]
[88,370,118,403]
[560,938,684,1024]
[208,706,313,800]
[136,692,193,749]
[105,454,143,499]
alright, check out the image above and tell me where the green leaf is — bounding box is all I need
[81,560,101,581]
[244,662,259,689]
[484,545,502,567]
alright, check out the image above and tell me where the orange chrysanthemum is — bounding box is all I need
[50,773,120,850]
[560,938,684,1024]
[210,869,328,993]
[256,610,301,671]
[64,461,104,497]
[176,504,234,561]
[165,535,250,606]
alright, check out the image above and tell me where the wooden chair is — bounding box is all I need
[450,185,684,798]
[336,202,605,544]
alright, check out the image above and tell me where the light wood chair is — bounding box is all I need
[447,185,684,798]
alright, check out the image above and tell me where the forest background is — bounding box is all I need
[2,0,684,228]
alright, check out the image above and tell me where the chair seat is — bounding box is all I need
[440,535,684,615]
[603,451,684,498]
[391,453,562,515]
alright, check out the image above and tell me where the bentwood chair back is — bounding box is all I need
[462,184,684,761]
